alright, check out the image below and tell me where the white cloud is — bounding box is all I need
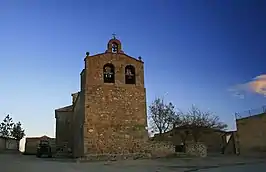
[229,74,266,98]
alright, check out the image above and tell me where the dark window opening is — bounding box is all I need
[111,42,118,53]
[103,63,115,83]
[125,65,136,84]
[175,144,186,153]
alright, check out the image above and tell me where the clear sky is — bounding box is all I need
[1,0,266,141]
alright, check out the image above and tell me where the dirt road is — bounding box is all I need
[0,153,183,172]
[1,153,265,172]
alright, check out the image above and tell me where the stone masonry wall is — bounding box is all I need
[153,129,225,153]
[55,110,72,148]
[84,85,147,154]
[83,48,147,155]
[185,142,207,157]
[80,140,175,161]
[72,92,85,157]
[236,113,266,154]
[85,53,144,87]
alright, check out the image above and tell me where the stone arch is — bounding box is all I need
[125,65,136,84]
[103,63,115,83]
[111,42,118,53]
[106,38,124,53]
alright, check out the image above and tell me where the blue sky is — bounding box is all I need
[0,0,266,140]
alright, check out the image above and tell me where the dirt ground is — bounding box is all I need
[1,153,265,172]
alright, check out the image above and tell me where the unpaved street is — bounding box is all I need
[1,153,265,172]
[0,153,186,172]
[197,163,266,172]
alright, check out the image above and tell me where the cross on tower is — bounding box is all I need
[112,33,116,39]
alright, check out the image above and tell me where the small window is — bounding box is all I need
[125,65,136,84]
[103,63,115,83]
[111,42,118,53]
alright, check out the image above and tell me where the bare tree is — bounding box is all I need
[148,98,178,138]
[174,105,227,142]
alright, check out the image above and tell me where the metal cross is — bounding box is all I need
[112,33,116,39]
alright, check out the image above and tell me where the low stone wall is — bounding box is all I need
[81,140,175,161]
[146,141,175,158]
[79,153,150,162]
[185,142,207,157]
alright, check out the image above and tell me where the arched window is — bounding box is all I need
[111,42,118,53]
[125,65,136,84]
[103,63,115,83]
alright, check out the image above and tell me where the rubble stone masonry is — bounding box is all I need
[83,39,148,154]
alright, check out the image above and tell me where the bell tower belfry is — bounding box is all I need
[105,34,124,54]
[82,36,148,155]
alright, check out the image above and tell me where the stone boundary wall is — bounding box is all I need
[146,141,175,158]
[80,140,175,161]
[185,142,207,157]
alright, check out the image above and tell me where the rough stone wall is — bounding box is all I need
[185,142,207,157]
[84,85,147,154]
[85,53,144,87]
[153,128,225,153]
[79,140,175,161]
[146,141,175,158]
[55,110,72,149]
[72,92,85,157]
[83,47,147,154]
[236,113,266,154]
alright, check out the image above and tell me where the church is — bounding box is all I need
[55,36,148,157]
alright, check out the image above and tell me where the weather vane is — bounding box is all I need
[112,33,116,39]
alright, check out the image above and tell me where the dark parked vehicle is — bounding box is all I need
[36,140,52,158]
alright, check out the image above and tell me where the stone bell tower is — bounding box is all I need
[82,36,148,154]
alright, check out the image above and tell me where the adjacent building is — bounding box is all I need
[0,136,18,152]
[236,111,266,154]
[24,135,55,155]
